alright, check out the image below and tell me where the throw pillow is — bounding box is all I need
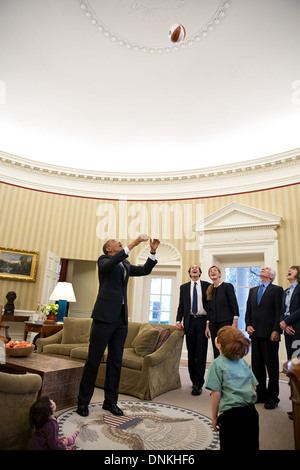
[132,324,160,358]
[62,317,92,344]
[153,326,170,351]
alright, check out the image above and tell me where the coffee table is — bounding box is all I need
[0,353,84,410]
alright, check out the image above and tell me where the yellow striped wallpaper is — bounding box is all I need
[0,181,299,311]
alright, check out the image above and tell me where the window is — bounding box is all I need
[225,266,261,331]
[149,277,172,324]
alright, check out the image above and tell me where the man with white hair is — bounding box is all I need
[245,267,283,409]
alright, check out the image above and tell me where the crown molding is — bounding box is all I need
[0,148,299,200]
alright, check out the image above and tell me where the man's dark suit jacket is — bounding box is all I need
[280,283,300,334]
[245,283,283,338]
[176,280,210,331]
[92,248,157,323]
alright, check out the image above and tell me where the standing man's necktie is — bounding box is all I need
[257,284,264,305]
[285,288,292,316]
[192,282,198,314]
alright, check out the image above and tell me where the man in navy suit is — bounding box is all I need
[176,265,210,396]
[77,235,160,417]
[280,266,300,360]
[245,267,283,409]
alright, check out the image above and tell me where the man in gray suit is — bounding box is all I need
[77,235,160,417]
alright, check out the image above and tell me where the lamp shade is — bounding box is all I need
[49,282,76,302]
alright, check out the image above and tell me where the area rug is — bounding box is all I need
[57,401,219,451]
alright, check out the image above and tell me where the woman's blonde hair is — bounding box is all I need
[216,325,250,360]
[206,265,221,301]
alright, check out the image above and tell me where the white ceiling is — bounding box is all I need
[0,0,300,174]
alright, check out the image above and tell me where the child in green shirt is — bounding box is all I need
[206,325,259,450]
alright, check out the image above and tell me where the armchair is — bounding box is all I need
[0,371,42,450]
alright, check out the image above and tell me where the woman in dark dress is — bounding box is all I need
[205,265,239,358]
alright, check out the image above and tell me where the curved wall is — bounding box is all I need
[0,150,299,312]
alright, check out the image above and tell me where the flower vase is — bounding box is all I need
[44,314,57,323]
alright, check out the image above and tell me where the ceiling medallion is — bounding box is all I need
[78,0,231,53]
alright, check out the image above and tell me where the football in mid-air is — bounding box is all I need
[168,24,186,43]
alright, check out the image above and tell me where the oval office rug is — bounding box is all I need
[57,401,219,451]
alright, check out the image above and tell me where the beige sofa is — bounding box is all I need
[0,372,42,450]
[36,317,184,400]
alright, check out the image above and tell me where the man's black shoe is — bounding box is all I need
[191,384,202,396]
[102,401,123,416]
[76,403,89,417]
[264,400,278,410]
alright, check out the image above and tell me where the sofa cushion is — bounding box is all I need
[69,346,89,361]
[62,317,92,344]
[122,348,144,370]
[43,343,88,356]
[70,346,108,363]
[153,326,170,351]
[131,324,160,358]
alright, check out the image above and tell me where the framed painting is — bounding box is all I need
[0,247,39,282]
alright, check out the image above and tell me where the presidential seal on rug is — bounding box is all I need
[57,401,219,450]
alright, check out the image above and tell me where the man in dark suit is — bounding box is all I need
[280,266,300,360]
[245,267,283,409]
[176,265,210,396]
[279,266,300,420]
[77,235,160,417]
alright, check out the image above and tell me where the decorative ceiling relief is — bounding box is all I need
[78,0,231,53]
[1,149,299,200]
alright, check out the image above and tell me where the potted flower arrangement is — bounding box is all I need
[41,303,59,322]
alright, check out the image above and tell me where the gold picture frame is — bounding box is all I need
[0,247,39,282]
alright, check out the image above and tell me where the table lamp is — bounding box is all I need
[49,282,76,322]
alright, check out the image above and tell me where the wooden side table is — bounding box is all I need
[2,315,30,322]
[23,322,63,341]
[283,358,300,450]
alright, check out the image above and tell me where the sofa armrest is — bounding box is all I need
[142,329,184,369]
[36,330,63,353]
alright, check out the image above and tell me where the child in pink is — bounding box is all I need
[27,396,79,450]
